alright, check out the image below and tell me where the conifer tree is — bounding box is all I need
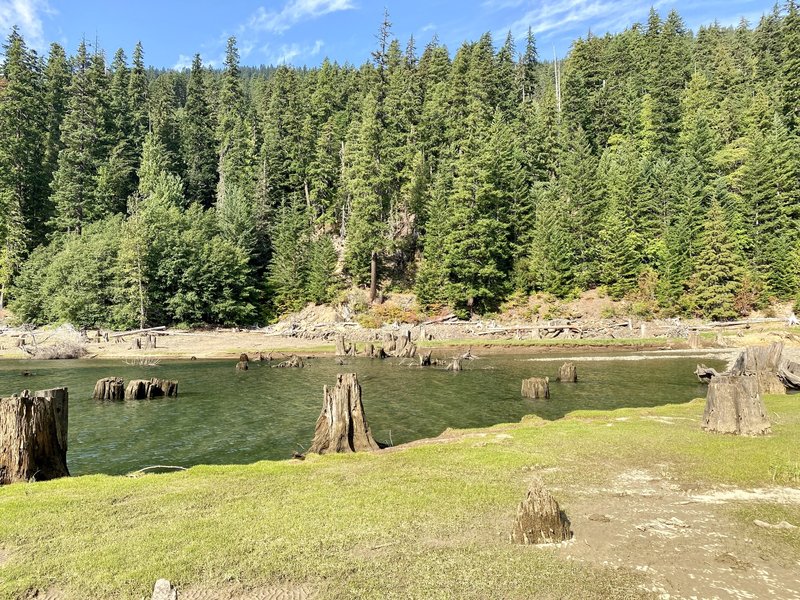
[42,43,70,197]
[182,54,217,207]
[268,198,311,312]
[128,42,148,158]
[782,0,800,131]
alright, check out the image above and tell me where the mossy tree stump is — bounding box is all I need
[522,377,550,399]
[0,388,69,484]
[93,377,125,400]
[308,373,380,454]
[557,362,577,383]
[510,478,572,544]
[701,375,770,435]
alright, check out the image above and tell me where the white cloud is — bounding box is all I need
[264,38,325,65]
[246,0,355,35]
[173,54,193,70]
[0,0,55,50]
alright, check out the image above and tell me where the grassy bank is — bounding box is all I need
[0,396,798,599]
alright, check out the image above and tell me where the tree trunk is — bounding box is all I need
[335,335,354,357]
[557,362,577,383]
[369,251,378,303]
[0,388,69,485]
[701,375,771,436]
[510,478,572,544]
[93,377,125,400]
[522,377,550,399]
[308,373,380,454]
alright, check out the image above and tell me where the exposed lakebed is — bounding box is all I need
[0,352,722,475]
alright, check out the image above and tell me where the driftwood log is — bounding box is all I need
[701,375,770,435]
[93,377,125,400]
[557,362,577,383]
[510,478,572,544]
[522,377,550,399]
[124,379,178,400]
[0,388,69,484]
[308,373,380,454]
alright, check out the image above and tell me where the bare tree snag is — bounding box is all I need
[0,388,69,484]
[522,377,550,399]
[308,373,380,454]
[557,362,577,383]
[419,351,432,366]
[93,377,124,400]
[510,478,572,544]
[701,375,771,435]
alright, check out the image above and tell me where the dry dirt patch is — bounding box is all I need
[558,469,800,599]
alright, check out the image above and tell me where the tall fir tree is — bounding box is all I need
[181,54,217,207]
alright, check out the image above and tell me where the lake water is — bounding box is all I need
[0,352,722,476]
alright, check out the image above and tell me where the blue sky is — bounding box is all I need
[0,0,777,68]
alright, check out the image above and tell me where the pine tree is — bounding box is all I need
[268,198,311,312]
[518,27,538,103]
[128,42,148,157]
[182,54,217,207]
[306,234,339,304]
[527,181,576,297]
[782,0,800,131]
[42,43,70,198]
[688,199,743,320]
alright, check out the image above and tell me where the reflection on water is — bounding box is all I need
[0,353,721,475]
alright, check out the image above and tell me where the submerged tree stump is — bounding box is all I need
[308,373,380,454]
[93,377,125,400]
[124,379,178,400]
[335,335,355,357]
[557,362,577,383]
[275,354,304,368]
[510,478,572,544]
[419,350,432,366]
[446,358,462,371]
[702,375,770,435]
[522,377,550,399]
[235,360,249,371]
[0,388,69,484]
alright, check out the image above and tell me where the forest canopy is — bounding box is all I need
[1,4,799,328]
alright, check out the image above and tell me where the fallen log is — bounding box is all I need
[110,326,166,339]
[522,377,550,399]
[0,388,69,484]
[701,375,770,436]
[308,373,380,454]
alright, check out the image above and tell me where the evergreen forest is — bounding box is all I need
[1,4,800,328]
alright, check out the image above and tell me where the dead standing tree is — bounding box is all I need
[0,388,69,484]
[308,373,380,454]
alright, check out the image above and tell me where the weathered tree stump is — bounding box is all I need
[754,371,786,395]
[394,331,411,356]
[335,335,355,357]
[383,333,396,353]
[239,353,250,363]
[446,358,462,371]
[124,379,177,400]
[688,332,700,349]
[701,375,771,435]
[365,343,375,358]
[396,340,417,358]
[419,350,432,367]
[0,388,69,484]
[308,373,380,454]
[522,377,550,399]
[377,347,388,359]
[235,360,249,371]
[730,342,785,375]
[274,354,304,368]
[93,377,124,400]
[557,362,577,383]
[510,478,572,544]
[779,360,800,390]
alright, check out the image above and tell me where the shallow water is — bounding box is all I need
[0,352,722,476]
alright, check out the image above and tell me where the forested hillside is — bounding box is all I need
[1,5,799,328]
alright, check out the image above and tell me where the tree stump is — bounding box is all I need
[754,371,786,395]
[730,342,785,375]
[235,360,249,371]
[419,350,432,367]
[124,379,177,400]
[394,331,411,356]
[151,579,178,600]
[522,377,550,399]
[510,478,572,544]
[239,353,250,363]
[383,333,396,353]
[702,375,770,435]
[446,358,462,371]
[93,377,124,400]
[335,335,354,357]
[557,362,577,383]
[308,373,380,454]
[274,354,304,368]
[0,388,69,484]
[377,347,388,359]
[688,332,700,349]
[365,343,375,358]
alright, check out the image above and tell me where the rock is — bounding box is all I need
[588,513,612,523]
[510,478,572,544]
[151,578,178,600]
